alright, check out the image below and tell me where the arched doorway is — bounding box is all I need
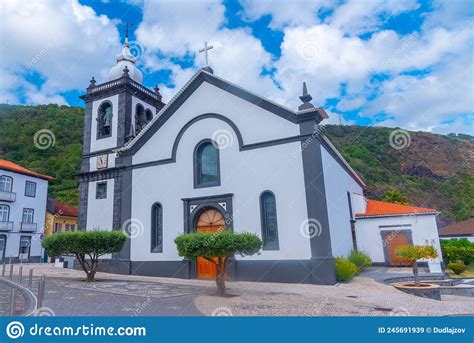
[195,208,225,279]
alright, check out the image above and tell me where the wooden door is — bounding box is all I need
[385,232,409,266]
[196,209,225,279]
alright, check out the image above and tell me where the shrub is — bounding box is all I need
[348,251,372,271]
[448,262,467,275]
[440,239,474,265]
[175,231,262,296]
[42,230,127,282]
[335,257,358,282]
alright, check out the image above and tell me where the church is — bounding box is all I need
[78,35,385,285]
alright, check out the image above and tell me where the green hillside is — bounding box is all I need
[0,104,472,224]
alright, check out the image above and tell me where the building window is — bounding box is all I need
[22,208,34,223]
[151,203,163,252]
[0,176,13,192]
[135,104,146,134]
[55,223,62,233]
[96,182,107,199]
[145,109,153,122]
[65,224,70,231]
[19,236,31,259]
[194,140,220,188]
[25,181,36,197]
[97,101,113,139]
[70,224,75,232]
[0,235,7,260]
[260,191,279,250]
[0,205,9,222]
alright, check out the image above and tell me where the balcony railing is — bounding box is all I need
[0,221,13,231]
[0,191,16,202]
[20,222,37,232]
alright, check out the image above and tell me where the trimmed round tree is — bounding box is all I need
[42,231,127,282]
[175,231,262,296]
[396,245,438,286]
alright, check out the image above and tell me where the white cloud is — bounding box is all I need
[0,0,121,104]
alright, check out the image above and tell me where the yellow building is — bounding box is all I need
[44,198,78,237]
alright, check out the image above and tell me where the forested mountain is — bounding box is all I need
[0,104,472,224]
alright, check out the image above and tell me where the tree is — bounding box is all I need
[381,189,409,205]
[175,231,262,296]
[396,245,438,286]
[42,231,127,282]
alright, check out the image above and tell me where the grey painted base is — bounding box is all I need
[1,256,42,264]
[89,258,337,285]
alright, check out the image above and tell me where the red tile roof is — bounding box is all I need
[53,203,78,218]
[0,160,53,180]
[356,199,437,218]
[439,218,474,236]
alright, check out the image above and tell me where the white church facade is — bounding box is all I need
[79,37,441,284]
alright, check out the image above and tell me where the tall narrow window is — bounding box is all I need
[97,101,112,138]
[96,182,107,199]
[194,140,220,188]
[145,109,153,122]
[151,203,163,252]
[22,208,34,223]
[0,205,9,222]
[0,176,13,192]
[260,191,279,250]
[135,104,146,134]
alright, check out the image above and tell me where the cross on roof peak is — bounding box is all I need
[198,41,214,67]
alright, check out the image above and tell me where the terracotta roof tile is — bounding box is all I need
[439,218,474,236]
[53,203,78,217]
[0,160,53,180]
[356,199,437,218]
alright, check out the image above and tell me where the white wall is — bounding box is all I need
[355,214,442,263]
[0,170,48,259]
[86,179,114,231]
[90,95,119,153]
[130,112,311,262]
[321,145,363,258]
[133,82,301,165]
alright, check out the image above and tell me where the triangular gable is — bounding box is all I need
[117,69,327,155]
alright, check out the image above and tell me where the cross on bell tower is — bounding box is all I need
[199,41,214,74]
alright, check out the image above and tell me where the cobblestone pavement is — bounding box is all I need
[0,280,27,316]
[7,264,474,317]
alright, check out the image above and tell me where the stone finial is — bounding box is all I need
[298,82,315,111]
[122,66,130,77]
[87,77,96,91]
[154,85,162,101]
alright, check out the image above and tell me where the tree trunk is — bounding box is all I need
[215,258,226,297]
[412,261,420,286]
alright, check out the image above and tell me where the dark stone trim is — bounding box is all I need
[82,148,116,159]
[320,137,365,188]
[82,101,93,155]
[259,191,280,251]
[193,139,221,189]
[299,121,335,285]
[78,167,123,182]
[380,229,413,266]
[78,180,88,230]
[96,100,113,140]
[182,193,233,233]
[113,166,132,263]
[120,70,323,155]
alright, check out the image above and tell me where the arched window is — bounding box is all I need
[194,140,220,188]
[0,176,13,193]
[260,191,279,250]
[0,204,10,222]
[97,101,112,138]
[151,202,163,252]
[135,104,146,134]
[145,109,153,123]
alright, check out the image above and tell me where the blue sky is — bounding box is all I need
[1,0,473,134]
